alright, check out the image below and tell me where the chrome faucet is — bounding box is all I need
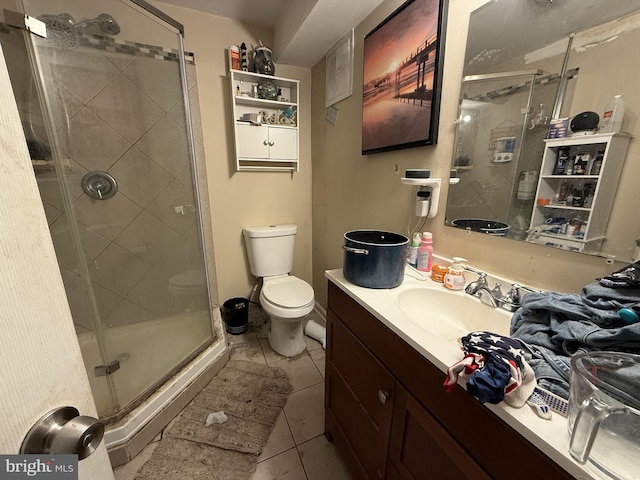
[499,283,539,312]
[463,266,538,311]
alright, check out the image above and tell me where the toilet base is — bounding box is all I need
[268,316,306,357]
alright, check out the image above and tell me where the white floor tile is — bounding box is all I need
[259,410,295,462]
[284,383,325,445]
[298,435,352,480]
[252,447,307,480]
[270,354,324,392]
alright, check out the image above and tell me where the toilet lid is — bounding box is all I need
[262,276,314,308]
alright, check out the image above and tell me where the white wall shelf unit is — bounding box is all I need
[230,70,299,172]
[527,132,631,252]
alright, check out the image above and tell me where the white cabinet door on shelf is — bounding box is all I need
[267,126,297,160]
[236,124,270,159]
[235,124,297,160]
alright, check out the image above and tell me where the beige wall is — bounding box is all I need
[155,2,313,304]
[310,0,617,307]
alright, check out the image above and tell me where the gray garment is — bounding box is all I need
[510,286,640,399]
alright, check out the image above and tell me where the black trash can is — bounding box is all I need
[222,297,249,334]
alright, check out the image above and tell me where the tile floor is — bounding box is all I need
[113,310,352,480]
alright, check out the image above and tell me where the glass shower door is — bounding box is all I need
[5,0,214,419]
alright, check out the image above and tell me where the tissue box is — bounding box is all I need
[548,118,569,138]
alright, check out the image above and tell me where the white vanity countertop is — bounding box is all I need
[325,267,608,480]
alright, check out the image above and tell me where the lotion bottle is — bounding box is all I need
[407,233,421,268]
[416,232,433,272]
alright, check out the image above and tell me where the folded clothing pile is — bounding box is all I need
[444,331,536,408]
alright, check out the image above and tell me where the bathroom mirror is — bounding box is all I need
[445,0,640,263]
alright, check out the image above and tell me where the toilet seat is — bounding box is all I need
[260,276,314,319]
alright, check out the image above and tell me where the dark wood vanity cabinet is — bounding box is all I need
[325,281,574,480]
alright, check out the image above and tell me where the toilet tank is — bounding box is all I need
[243,224,297,277]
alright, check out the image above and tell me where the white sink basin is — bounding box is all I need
[396,287,512,342]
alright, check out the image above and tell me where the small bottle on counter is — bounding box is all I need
[444,257,466,290]
[431,264,448,283]
[416,232,433,272]
[407,233,421,268]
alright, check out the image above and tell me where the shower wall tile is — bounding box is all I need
[115,211,182,270]
[146,180,196,235]
[49,86,83,132]
[126,269,174,316]
[108,147,173,207]
[167,99,187,131]
[88,74,164,144]
[123,56,183,112]
[88,243,152,297]
[42,201,62,226]
[30,42,218,337]
[102,51,135,72]
[175,163,193,191]
[60,267,79,289]
[66,276,121,332]
[49,49,120,105]
[61,158,90,202]
[104,298,155,328]
[50,214,111,272]
[61,108,129,172]
[36,171,65,212]
[73,191,142,240]
[194,148,209,208]
[161,234,204,278]
[135,114,190,176]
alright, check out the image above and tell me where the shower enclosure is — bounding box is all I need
[0,0,219,423]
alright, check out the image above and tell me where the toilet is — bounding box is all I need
[242,224,315,357]
[168,269,208,311]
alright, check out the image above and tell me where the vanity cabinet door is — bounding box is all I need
[326,309,395,480]
[388,385,491,480]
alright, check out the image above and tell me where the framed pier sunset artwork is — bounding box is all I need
[362,0,448,154]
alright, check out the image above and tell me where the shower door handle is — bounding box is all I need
[21,406,105,459]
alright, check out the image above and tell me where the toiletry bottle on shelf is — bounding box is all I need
[444,257,466,290]
[554,147,569,175]
[416,232,433,272]
[407,233,421,268]
[590,151,604,175]
[600,95,625,133]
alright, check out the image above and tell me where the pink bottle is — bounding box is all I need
[416,232,433,272]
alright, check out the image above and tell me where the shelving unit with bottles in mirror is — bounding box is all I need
[229,69,299,172]
[527,132,631,252]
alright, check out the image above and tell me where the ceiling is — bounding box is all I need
[157,0,384,67]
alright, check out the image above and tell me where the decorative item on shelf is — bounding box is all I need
[569,111,599,136]
[256,78,277,100]
[279,106,297,125]
[230,45,240,70]
[252,41,275,75]
[548,117,569,138]
[240,42,248,71]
